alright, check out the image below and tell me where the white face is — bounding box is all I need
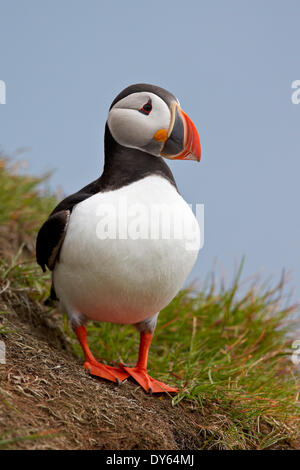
[107,92,172,156]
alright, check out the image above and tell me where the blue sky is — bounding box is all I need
[1,1,300,300]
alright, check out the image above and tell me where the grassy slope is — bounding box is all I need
[0,155,300,449]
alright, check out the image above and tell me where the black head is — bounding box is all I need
[107,83,201,162]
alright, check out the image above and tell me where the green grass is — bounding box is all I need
[0,156,57,232]
[0,156,55,302]
[1,155,300,449]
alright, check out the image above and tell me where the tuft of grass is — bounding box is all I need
[0,155,300,449]
[0,429,61,450]
[0,155,57,232]
[0,155,55,302]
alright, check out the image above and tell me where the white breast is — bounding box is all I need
[53,175,200,324]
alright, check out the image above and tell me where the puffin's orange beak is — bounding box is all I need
[159,103,201,162]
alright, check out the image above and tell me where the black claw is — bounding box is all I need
[116,378,121,387]
[148,387,153,396]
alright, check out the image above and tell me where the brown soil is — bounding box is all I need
[0,289,208,450]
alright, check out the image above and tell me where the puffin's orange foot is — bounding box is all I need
[121,365,178,394]
[84,361,129,384]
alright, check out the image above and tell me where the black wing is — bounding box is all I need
[36,210,70,272]
[36,178,101,273]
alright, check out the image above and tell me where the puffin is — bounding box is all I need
[36,83,201,394]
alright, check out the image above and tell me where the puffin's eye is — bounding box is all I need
[139,100,152,115]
